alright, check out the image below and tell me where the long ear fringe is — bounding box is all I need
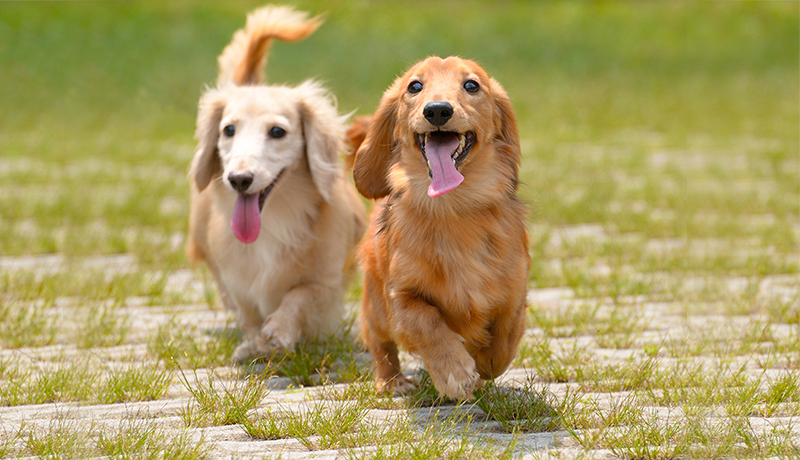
[297,81,347,202]
[189,89,227,192]
[352,81,402,199]
[489,78,522,183]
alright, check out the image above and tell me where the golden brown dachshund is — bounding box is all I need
[352,56,529,399]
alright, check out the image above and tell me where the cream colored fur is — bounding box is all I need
[187,5,365,361]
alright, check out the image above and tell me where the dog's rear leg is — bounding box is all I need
[360,274,413,394]
[369,339,414,395]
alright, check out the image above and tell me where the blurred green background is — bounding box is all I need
[0,1,797,287]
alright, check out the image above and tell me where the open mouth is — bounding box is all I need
[415,131,476,197]
[256,169,284,211]
[231,169,284,244]
[416,131,476,172]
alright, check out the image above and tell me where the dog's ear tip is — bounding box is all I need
[354,183,390,200]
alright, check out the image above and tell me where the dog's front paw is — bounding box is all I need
[254,315,301,352]
[428,354,479,401]
[232,338,258,363]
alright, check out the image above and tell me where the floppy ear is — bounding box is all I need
[298,82,345,202]
[489,78,521,181]
[352,82,401,199]
[190,89,227,192]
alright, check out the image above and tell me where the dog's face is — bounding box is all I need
[353,56,519,201]
[400,57,495,197]
[190,81,343,243]
[216,87,302,199]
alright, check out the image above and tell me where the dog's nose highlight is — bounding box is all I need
[228,172,254,193]
[423,101,453,127]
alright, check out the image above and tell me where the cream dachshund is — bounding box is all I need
[187,5,366,361]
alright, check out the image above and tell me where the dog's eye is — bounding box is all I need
[223,125,235,137]
[464,80,480,93]
[268,126,286,139]
[407,81,423,94]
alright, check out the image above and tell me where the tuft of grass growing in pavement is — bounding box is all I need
[97,365,174,404]
[11,420,209,460]
[26,361,99,405]
[475,380,561,433]
[243,400,370,450]
[559,362,800,458]
[403,370,446,408]
[515,335,593,384]
[0,421,25,458]
[179,370,269,427]
[243,379,518,457]
[0,300,57,348]
[77,303,130,348]
[403,369,567,436]
[25,420,94,459]
[760,372,800,417]
[597,409,800,459]
[148,318,239,369]
[244,393,514,458]
[242,378,384,449]
[268,331,370,387]
[1,268,178,309]
[359,408,518,460]
[96,420,210,460]
[0,358,174,406]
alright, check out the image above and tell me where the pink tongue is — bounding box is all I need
[231,193,261,244]
[426,134,464,197]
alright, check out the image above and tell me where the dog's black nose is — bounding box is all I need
[228,172,254,193]
[423,101,453,127]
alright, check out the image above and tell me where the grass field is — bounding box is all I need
[1,1,798,458]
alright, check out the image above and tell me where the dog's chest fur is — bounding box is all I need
[210,180,321,316]
[380,196,527,328]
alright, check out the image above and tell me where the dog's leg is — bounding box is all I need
[253,283,342,353]
[392,292,479,400]
[362,324,414,394]
[205,268,264,363]
[227,296,265,362]
[230,300,267,362]
[474,297,527,380]
[360,268,415,394]
[368,338,415,395]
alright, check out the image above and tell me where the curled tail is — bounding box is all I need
[217,5,323,86]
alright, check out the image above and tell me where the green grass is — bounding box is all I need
[0,299,57,348]
[77,303,131,348]
[0,358,173,406]
[179,370,268,427]
[269,332,371,386]
[98,365,174,405]
[24,420,94,459]
[148,318,239,369]
[95,421,210,460]
[0,1,797,458]
[15,420,209,460]
[474,380,562,433]
[243,399,371,449]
